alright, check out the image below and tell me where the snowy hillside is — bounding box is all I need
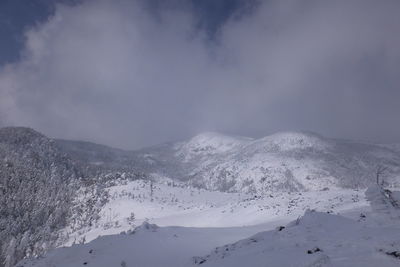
[2,127,400,267]
[18,208,400,267]
[0,127,146,267]
[132,131,400,193]
[55,131,400,194]
[18,222,267,267]
[0,127,83,267]
[60,178,369,246]
[17,183,400,267]
[174,132,252,161]
[193,210,400,267]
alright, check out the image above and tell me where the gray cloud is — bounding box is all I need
[1,0,400,148]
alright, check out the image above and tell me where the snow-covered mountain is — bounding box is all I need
[131,131,400,193]
[55,131,400,193]
[2,127,400,267]
[174,132,252,161]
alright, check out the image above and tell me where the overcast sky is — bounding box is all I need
[0,0,400,149]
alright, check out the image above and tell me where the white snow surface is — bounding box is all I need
[61,179,369,246]
[194,210,400,267]
[13,131,400,267]
[17,178,400,267]
[19,209,400,267]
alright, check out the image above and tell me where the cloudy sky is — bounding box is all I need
[0,0,399,149]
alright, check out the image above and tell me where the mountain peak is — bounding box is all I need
[176,132,251,160]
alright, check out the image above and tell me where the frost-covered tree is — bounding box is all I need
[0,127,159,266]
[375,165,388,186]
[127,212,136,226]
[0,128,110,267]
[0,128,81,266]
[150,180,154,202]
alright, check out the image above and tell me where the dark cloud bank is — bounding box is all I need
[0,0,400,149]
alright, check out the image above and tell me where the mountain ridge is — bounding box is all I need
[50,128,400,192]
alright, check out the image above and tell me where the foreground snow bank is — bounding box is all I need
[17,221,269,267]
[194,210,400,267]
[18,211,400,267]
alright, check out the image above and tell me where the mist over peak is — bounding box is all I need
[1,0,400,149]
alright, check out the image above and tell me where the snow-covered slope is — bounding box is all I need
[0,127,83,267]
[19,183,400,267]
[18,222,267,267]
[55,130,400,194]
[175,132,252,161]
[19,209,400,267]
[194,210,400,267]
[365,185,400,222]
[0,127,146,267]
[135,131,400,193]
[60,178,369,247]
[4,127,400,267]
